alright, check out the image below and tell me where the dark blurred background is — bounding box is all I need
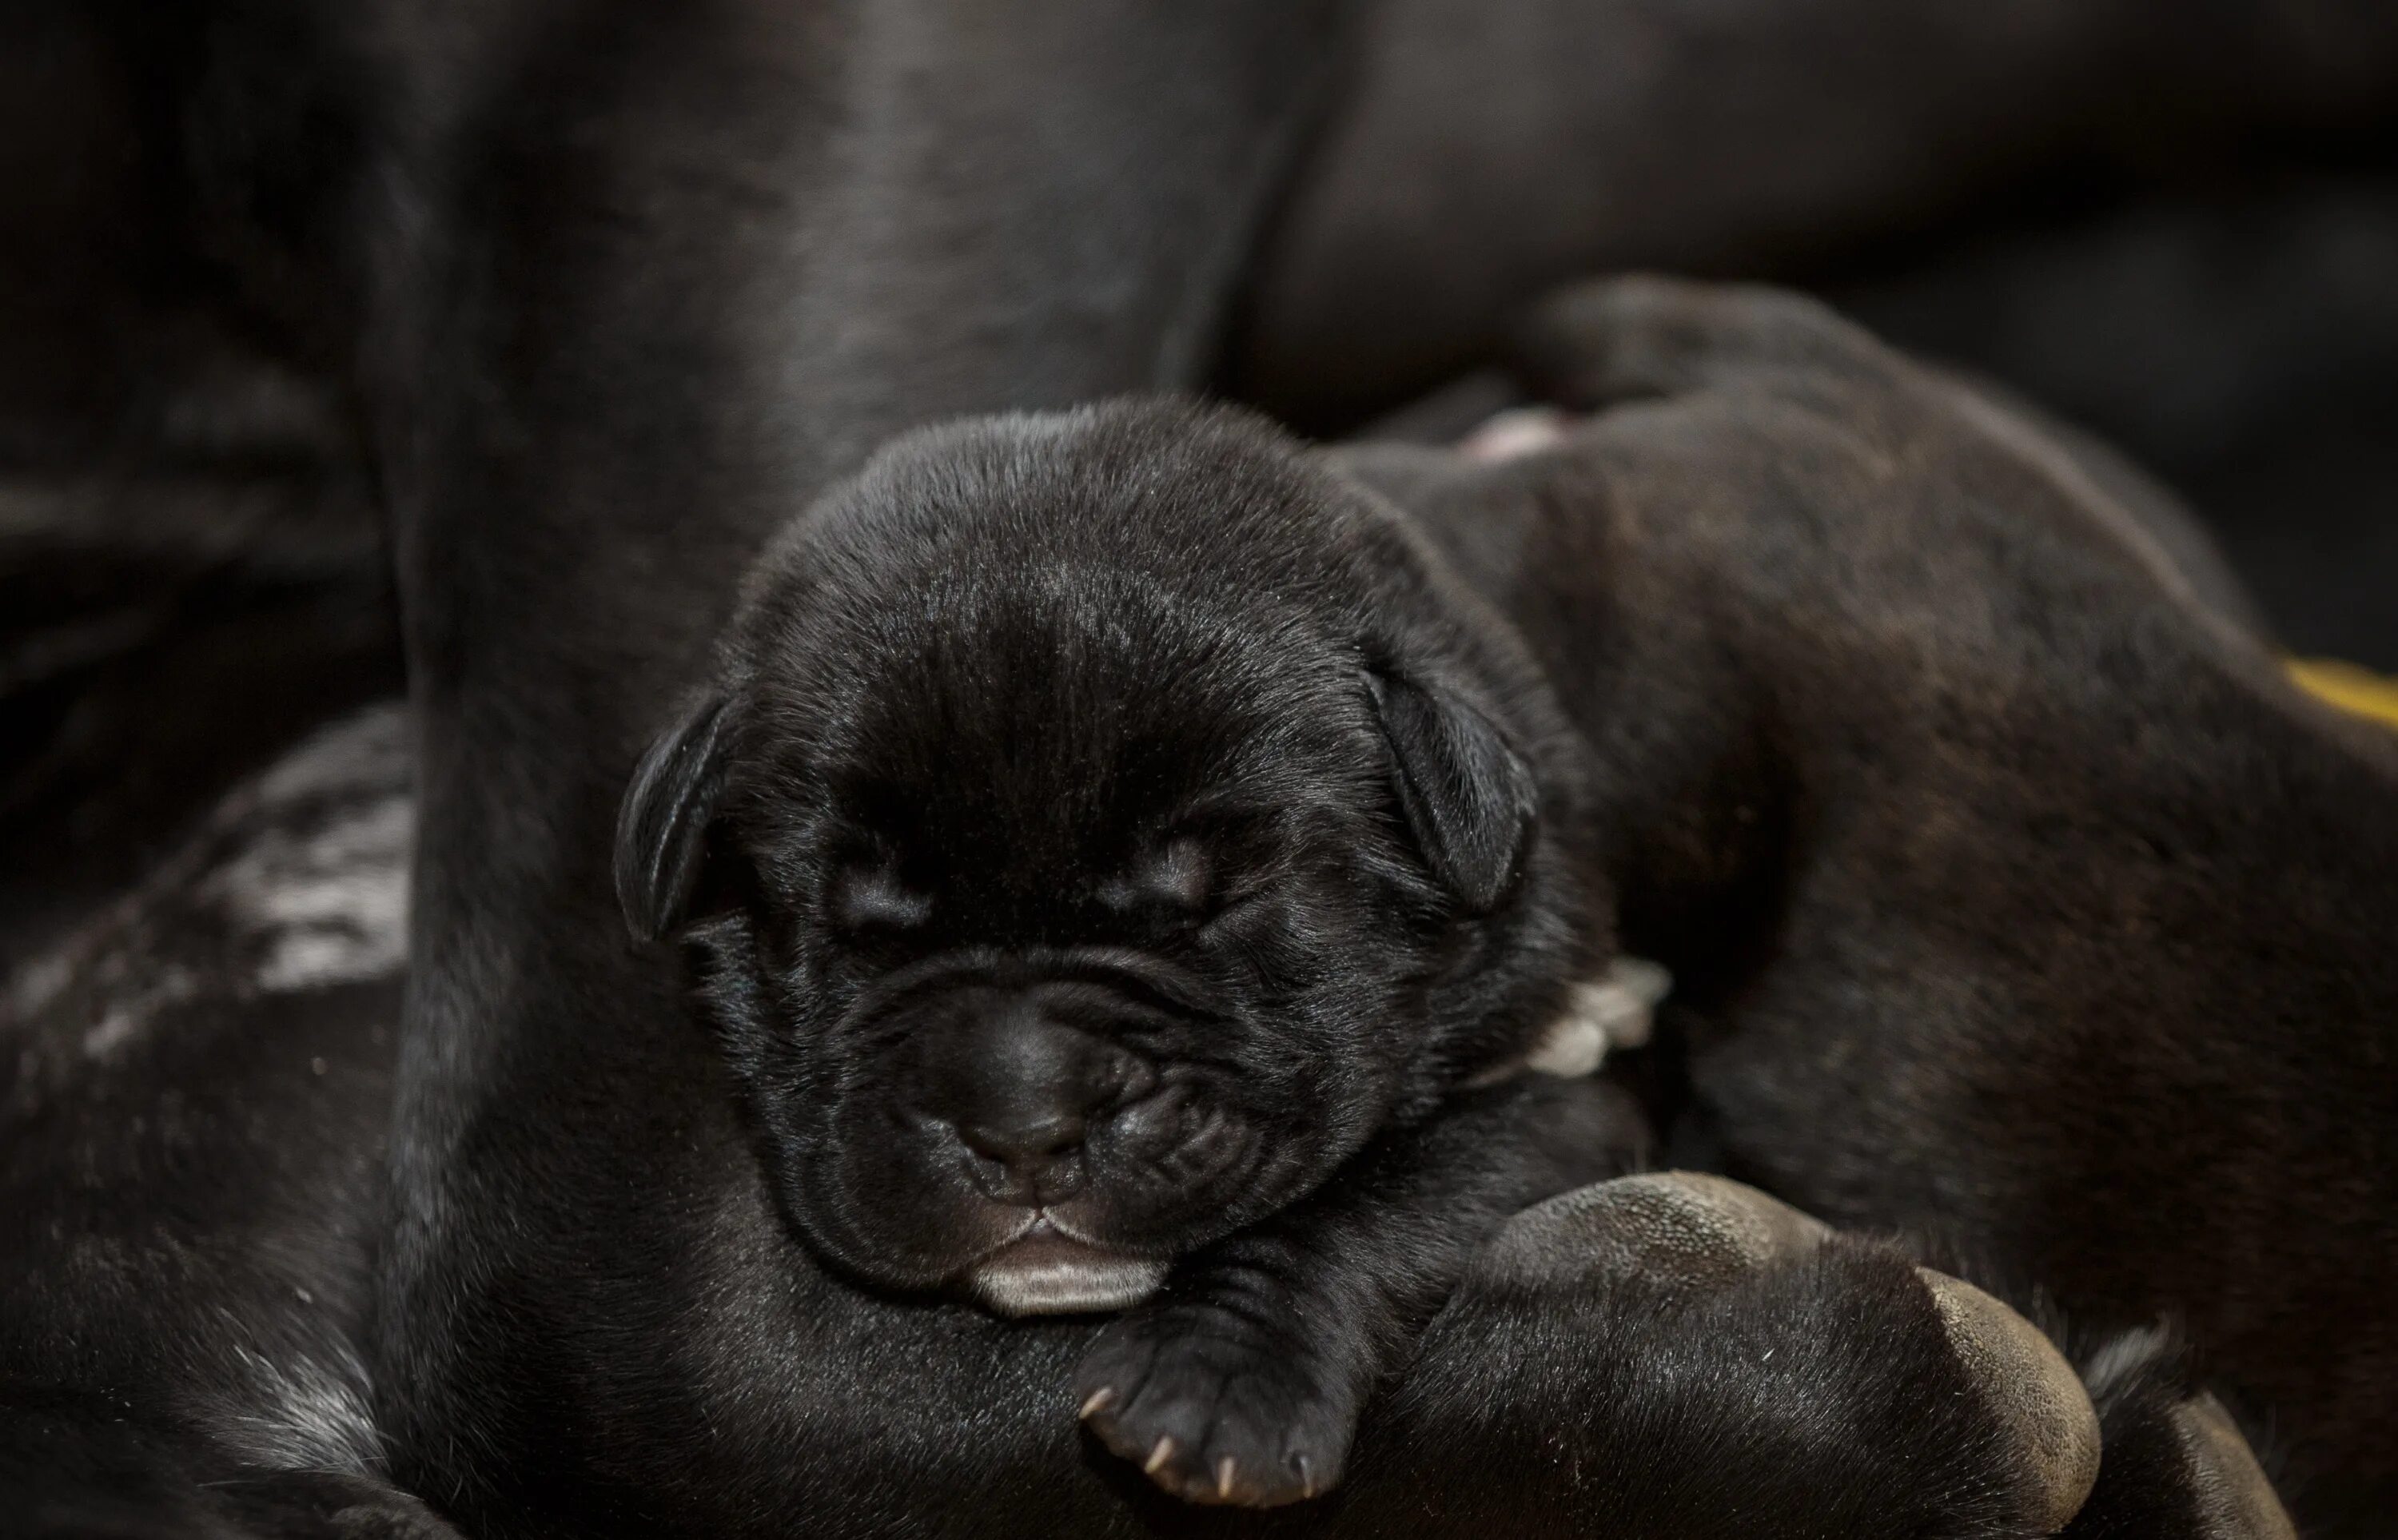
[5,0,2395,977]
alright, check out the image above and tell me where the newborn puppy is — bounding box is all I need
[1336,277,2398,1525]
[613,404,1635,1505]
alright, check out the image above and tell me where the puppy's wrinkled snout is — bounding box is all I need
[934,1003,1126,1204]
[958,1107,1085,1171]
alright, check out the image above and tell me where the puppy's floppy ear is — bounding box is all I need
[615,694,735,942]
[1366,666,1537,912]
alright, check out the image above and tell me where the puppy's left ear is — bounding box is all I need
[615,694,735,943]
[1367,667,1537,912]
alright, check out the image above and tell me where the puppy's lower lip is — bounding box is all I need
[966,1225,1166,1317]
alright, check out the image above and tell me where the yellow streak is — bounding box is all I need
[2288,657,2398,730]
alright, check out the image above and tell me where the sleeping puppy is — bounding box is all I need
[612,403,1633,1506]
[1335,276,2398,1529]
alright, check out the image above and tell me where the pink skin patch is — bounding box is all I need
[1457,405,1575,462]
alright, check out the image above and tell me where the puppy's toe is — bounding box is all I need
[1516,274,1897,408]
[1075,1305,1353,1507]
[1916,1267,2101,1531]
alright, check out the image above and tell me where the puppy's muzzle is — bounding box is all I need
[857,965,1246,1312]
[920,993,1155,1208]
[918,1001,1172,1314]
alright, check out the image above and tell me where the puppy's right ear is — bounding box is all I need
[615,694,735,942]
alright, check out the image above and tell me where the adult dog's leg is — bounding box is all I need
[344,2,1349,1527]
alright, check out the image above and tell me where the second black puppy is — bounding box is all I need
[613,404,1631,1506]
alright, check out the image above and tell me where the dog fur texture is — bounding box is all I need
[1336,276,2398,1519]
[0,714,2291,1534]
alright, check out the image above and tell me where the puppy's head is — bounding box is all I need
[616,400,1591,1313]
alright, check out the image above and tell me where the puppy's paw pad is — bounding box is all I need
[1074,1308,1353,1507]
[1918,1267,2100,1531]
[2172,1394,2296,1540]
[1477,1170,1828,1293]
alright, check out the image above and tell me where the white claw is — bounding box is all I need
[1144,1436,1176,1474]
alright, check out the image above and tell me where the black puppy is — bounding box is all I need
[1338,275,2398,1525]
[612,402,1632,1504]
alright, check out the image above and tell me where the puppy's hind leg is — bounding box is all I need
[1512,274,1907,410]
[2064,1330,2298,1540]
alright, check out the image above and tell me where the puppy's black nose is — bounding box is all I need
[934,1006,1119,1201]
[958,1108,1086,1168]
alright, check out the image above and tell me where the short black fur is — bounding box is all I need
[612,400,1619,1503]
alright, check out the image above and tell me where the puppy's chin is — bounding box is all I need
[966,1228,1169,1317]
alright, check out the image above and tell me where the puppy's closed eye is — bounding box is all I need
[831,861,932,932]
[1096,838,1214,921]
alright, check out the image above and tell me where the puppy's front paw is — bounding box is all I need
[1074,1302,1356,1507]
